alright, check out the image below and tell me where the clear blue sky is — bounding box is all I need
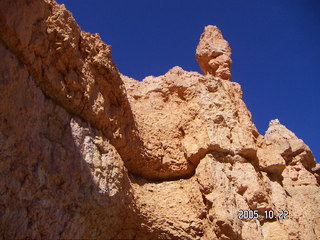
[57,0,319,163]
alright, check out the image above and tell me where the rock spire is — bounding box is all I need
[196,25,232,80]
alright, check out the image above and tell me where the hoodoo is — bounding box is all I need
[196,25,232,80]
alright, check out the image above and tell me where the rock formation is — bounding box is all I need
[196,25,232,80]
[0,0,319,239]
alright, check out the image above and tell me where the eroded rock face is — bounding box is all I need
[0,0,147,182]
[0,42,139,238]
[1,1,319,239]
[122,66,258,179]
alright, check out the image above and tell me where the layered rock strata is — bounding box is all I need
[0,1,319,239]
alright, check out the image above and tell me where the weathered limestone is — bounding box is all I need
[0,1,319,239]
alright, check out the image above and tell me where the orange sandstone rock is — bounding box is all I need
[196,25,232,80]
[0,1,319,239]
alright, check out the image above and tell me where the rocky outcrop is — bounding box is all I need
[257,119,316,175]
[0,1,319,239]
[122,66,258,179]
[0,0,148,182]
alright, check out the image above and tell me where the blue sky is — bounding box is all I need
[56,0,319,162]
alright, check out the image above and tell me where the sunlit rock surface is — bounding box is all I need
[0,1,319,239]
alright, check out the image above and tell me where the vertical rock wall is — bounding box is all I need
[0,1,319,239]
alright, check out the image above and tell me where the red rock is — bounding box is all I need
[196,25,232,80]
[0,1,319,239]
